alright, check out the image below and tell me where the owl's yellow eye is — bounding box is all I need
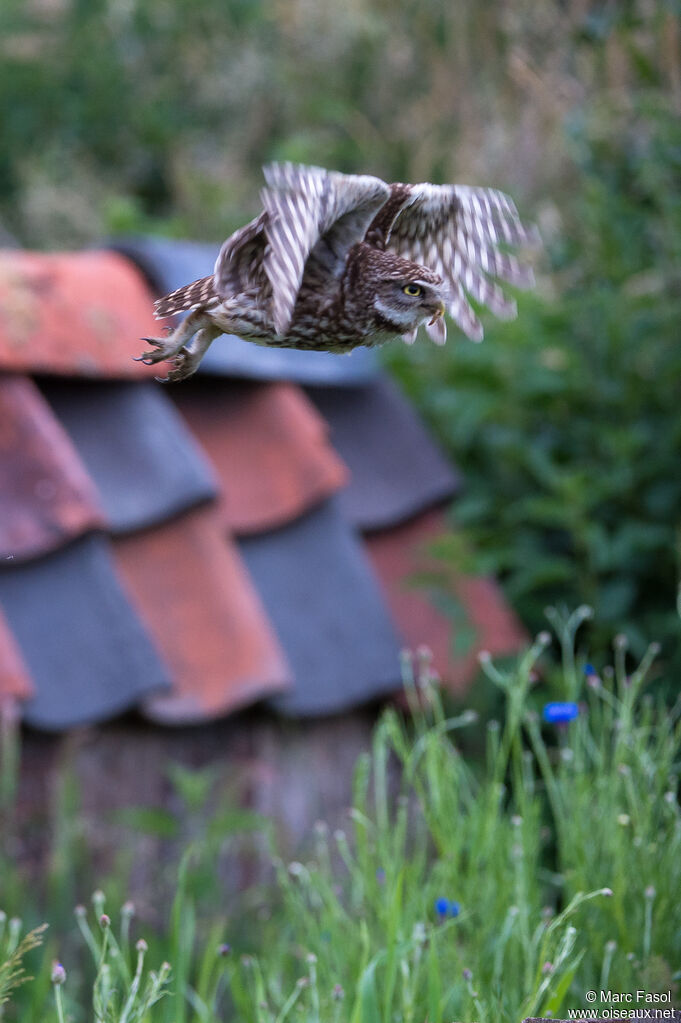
[403,284,422,297]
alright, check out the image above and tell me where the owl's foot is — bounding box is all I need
[134,310,210,370]
[135,334,181,366]
[151,325,221,383]
[154,347,198,383]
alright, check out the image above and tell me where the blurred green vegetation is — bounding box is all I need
[1,0,680,665]
[387,20,681,669]
[0,0,624,244]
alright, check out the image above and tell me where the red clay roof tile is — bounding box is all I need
[0,250,161,378]
[0,605,34,702]
[365,508,527,694]
[0,374,106,561]
[113,505,291,723]
[173,379,348,534]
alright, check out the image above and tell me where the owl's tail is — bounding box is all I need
[154,275,217,319]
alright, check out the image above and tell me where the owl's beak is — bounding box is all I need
[425,302,447,345]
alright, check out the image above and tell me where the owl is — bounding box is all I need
[137,163,537,381]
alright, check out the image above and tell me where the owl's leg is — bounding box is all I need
[136,310,208,367]
[161,324,222,382]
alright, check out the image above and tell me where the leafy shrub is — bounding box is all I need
[387,96,681,669]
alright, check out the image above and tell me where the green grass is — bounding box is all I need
[1,611,680,1021]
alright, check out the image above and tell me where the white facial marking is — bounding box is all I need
[374,296,414,327]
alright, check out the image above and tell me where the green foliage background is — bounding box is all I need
[1,0,680,666]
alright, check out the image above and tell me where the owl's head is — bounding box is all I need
[368,252,448,344]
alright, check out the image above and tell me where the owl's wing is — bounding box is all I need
[154,212,270,318]
[372,183,539,341]
[260,163,391,336]
[213,210,270,297]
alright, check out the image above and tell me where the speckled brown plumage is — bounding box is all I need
[137,163,538,381]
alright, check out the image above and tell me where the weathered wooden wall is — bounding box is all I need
[8,707,379,904]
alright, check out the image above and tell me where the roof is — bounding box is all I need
[0,242,526,730]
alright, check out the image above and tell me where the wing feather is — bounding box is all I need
[213,210,269,297]
[261,163,390,336]
[154,210,270,318]
[381,182,538,340]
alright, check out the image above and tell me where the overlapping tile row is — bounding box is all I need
[0,375,106,560]
[0,243,526,730]
[0,250,163,378]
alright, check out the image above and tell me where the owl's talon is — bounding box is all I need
[135,333,184,366]
[136,352,164,365]
[153,347,201,383]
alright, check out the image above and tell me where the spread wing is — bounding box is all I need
[260,163,391,336]
[369,182,539,341]
[153,212,269,318]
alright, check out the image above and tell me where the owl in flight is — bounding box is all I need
[137,163,537,381]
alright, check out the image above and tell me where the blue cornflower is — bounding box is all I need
[543,701,579,724]
[583,663,596,676]
[434,897,460,918]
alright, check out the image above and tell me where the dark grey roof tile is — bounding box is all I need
[40,380,217,534]
[238,497,403,717]
[0,533,170,730]
[307,376,460,530]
